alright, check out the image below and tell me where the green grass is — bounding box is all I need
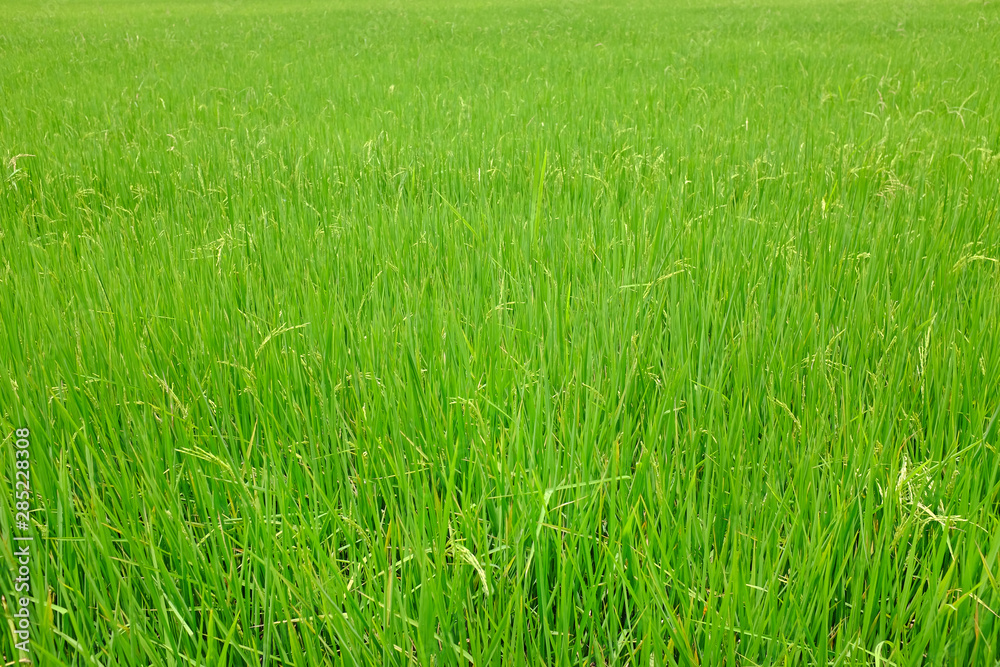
[1,0,999,664]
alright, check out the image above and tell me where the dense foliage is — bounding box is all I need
[2,0,999,664]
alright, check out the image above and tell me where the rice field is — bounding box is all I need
[1,0,999,664]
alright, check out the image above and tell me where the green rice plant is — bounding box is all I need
[0,0,998,665]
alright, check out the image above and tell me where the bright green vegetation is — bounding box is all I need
[2,0,999,664]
